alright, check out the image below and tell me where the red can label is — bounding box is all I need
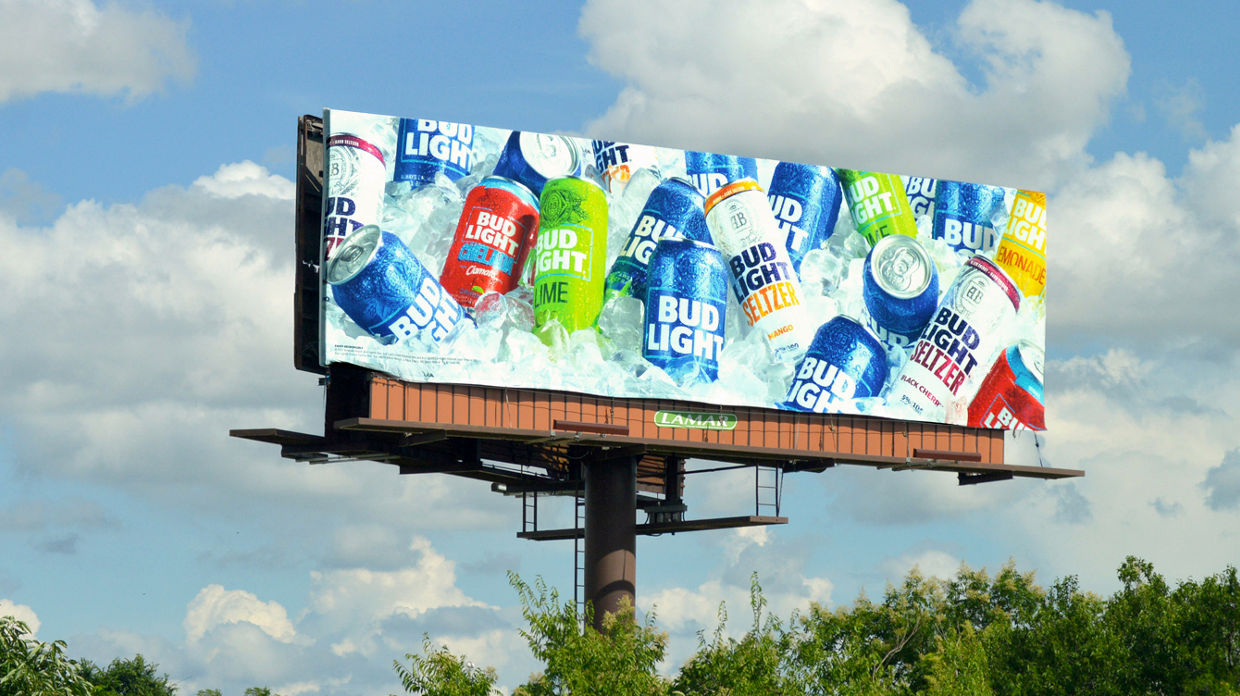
[967,350,1045,430]
[440,177,539,308]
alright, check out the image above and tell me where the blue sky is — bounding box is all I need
[2,1,1239,694]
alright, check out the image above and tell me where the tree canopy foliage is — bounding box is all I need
[393,557,1240,696]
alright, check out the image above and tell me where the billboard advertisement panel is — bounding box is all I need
[318,108,1046,430]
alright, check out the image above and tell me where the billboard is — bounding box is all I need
[318,108,1046,430]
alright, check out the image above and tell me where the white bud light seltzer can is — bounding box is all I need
[590,140,658,194]
[704,179,812,362]
[886,255,1021,422]
[323,133,387,261]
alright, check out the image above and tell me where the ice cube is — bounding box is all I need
[597,295,645,354]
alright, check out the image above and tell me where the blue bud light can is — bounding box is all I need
[782,316,889,414]
[326,225,465,344]
[685,151,758,197]
[766,162,842,274]
[492,131,582,196]
[643,238,729,383]
[903,175,937,221]
[931,180,1006,254]
[394,118,474,189]
[606,177,712,300]
[861,234,940,350]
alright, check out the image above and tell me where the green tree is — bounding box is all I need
[195,690,222,696]
[392,636,498,696]
[81,654,177,696]
[0,615,94,696]
[674,574,789,696]
[510,573,670,696]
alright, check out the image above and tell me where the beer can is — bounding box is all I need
[886,255,1021,422]
[705,179,812,361]
[782,316,889,413]
[903,175,937,221]
[643,239,729,383]
[967,340,1045,430]
[492,131,582,196]
[836,169,919,246]
[994,190,1047,298]
[605,177,711,301]
[323,133,387,261]
[686,151,759,197]
[931,180,1006,254]
[591,140,658,194]
[394,118,474,188]
[327,226,465,345]
[861,234,940,350]
[766,162,842,274]
[532,176,609,339]
[440,176,540,309]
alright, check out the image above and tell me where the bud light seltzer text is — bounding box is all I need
[903,175,937,221]
[493,131,582,196]
[591,140,658,194]
[836,169,919,246]
[782,316,889,414]
[967,340,1045,431]
[887,255,1020,422]
[705,179,811,361]
[606,177,711,301]
[994,189,1047,298]
[686,151,759,197]
[861,235,940,350]
[532,176,608,340]
[327,226,465,345]
[394,118,474,188]
[440,177,539,309]
[932,180,1006,254]
[323,133,386,261]
[767,162,842,274]
[643,239,729,383]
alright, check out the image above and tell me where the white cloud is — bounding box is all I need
[881,549,962,581]
[306,536,491,657]
[1202,449,1240,512]
[192,162,295,201]
[579,0,1129,189]
[0,599,39,633]
[184,585,297,645]
[0,0,195,103]
[0,169,62,223]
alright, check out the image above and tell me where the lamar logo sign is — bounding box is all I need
[653,410,738,431]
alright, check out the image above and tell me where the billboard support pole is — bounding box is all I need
[583,454,637,632]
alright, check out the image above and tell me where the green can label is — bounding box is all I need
[654,410,738,430]
[837,169,919,246]
[533,177,608,338]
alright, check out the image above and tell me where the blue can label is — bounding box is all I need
[931,181,1004,254]
[644,293,726,377]
[785,356,859,412]
[386,275,465,343]
[769,194,813,261]
[397,119,474,182]
[904,176,936,218]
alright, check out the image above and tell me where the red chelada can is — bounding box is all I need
[967,340,1045,431]
[440,176,540,308]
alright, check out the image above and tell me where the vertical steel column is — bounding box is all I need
[583,454,637,632]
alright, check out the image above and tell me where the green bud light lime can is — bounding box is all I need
[532,176,608,342]
[836,169,919,247]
